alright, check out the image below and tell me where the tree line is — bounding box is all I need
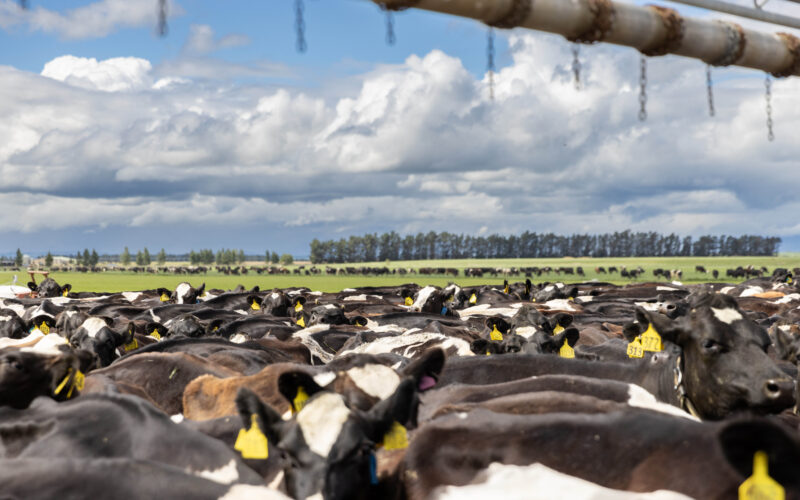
[309,231,782,263]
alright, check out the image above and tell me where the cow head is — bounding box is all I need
[172,282,205,304]
[631,292,796,419]
[36,278,63,298]
[55,307,88,338]
[235,378,417,500]
[0,309,28,339]
[0,349,92,408]
[261,291,292,317]
[309,305,348,326]
[69,317,133,367]
[167,314,206,338]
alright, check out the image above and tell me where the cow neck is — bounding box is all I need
[673,353,701,419]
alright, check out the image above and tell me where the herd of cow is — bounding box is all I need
[2,272,800,499]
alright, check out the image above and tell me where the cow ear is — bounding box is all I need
[557,327,580,348]
[250,285,260,293]
[622,323,643,342]
[718,419,800,489]
[145,322,167,338]
[246,295,261,311]
[401,348,445,392]
[277,371,324,413]
[770,325,794,361]
[366,378,418,440]
[235,387,285,443]
[206,318,225,335]
[349,315,368,327]
[120,322,135,344]
[30,315,54,332]
[27,281,37,292]
[470,339,490,355]
[633,307,685,345]
[197,283,206,296]
[485,317,509,333]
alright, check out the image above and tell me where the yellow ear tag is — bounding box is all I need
[251,301,261,311]
[469,294,477,305]
[485,351,491,356]
[40,323,50,335]
[559,339,575,359]
[124,338,139,352]
[788,277,793,284]
[234,414,269,460]
[739,451,784,500]
[54,368,85,399]
[568,297,575,301]
[553,325,565,335]
[296,316,306,328]
[504,286,509,294]
[293,386,309,414]
[627,336,645,358]
[641,323,663,352]
[62,290,69,297]
[150,329,162,340]
[490,325,503,341]
[381,421,409,450]
[295,302,303,312]
[404,297,413,306]
[160,293,169,302]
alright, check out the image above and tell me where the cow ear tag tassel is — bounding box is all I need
[739,451,783,500]
[641,323,663,352]
[381,421,409,450]
[235,414,269,460]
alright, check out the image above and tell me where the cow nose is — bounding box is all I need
[763,379,795,400]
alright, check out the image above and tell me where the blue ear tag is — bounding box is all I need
[368,453,378,485]
[440,306,448,316]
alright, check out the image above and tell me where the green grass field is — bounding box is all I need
[2,256,799,294]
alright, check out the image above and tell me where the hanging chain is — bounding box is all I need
[638,55,647,121]
[487,28,496,101]
[706,65,715,117]
[157,0,168,37]
[765,73,774,141]
[295,0,307,53]
[571,44,581,90]
[385,9,396,46]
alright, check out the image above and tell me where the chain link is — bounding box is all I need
[571,44,581,91]
[157,0,168,37]
[765,73,774,141]
[487,28,496,101]
[638,55,647,121]
[706,65,715,117]
[295,0,307,53]
[385,9,396,46]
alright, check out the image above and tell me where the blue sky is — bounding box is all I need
[2,0,800,258]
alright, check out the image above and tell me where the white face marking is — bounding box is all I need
[175,283,192,304]
[346,364,401,400]
[431,462,693,500]
[296,393,351,457]
[543,285,554,292]
[411,286,437,311]
[192,459,239,485]
[626,385,699,421]
[514,326,539,339]
[711,307,743,325]
[270,292,280,300]
[312,371,337,387]
[170,414,184,423]
[81,317,109,338]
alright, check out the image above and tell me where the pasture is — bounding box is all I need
[4,255,800,293]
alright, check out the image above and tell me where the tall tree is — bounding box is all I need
[45,251,53,268]
[157,248,167,265]
[121,247,131,266]
[14,248,23,267]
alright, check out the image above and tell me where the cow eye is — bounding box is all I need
[702,339,721,354]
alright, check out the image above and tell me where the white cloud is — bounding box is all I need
[183,24,249,55]
[3,32,800,245]
[41,55,153,92]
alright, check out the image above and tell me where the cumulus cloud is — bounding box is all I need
[2,31,800,252]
